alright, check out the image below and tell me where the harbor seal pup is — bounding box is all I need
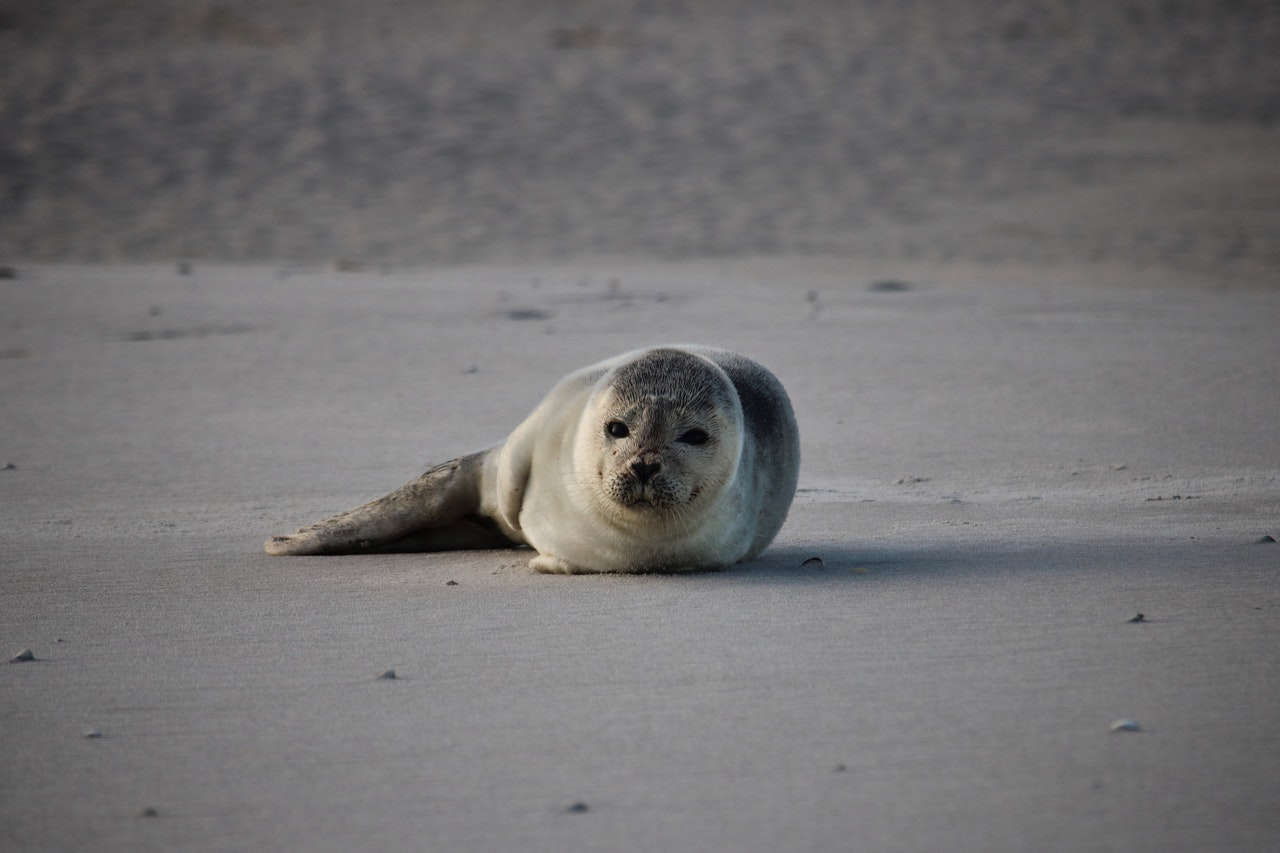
[265,345,799,573]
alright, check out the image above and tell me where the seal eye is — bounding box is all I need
[606,420,630,439]
[678,428,708,445]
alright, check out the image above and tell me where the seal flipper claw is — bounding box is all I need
[265,451,498,555]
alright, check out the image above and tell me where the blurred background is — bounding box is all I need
[2,0,1278,277]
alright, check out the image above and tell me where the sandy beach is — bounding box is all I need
[3,2,1279,851]
[3,260,1277,851]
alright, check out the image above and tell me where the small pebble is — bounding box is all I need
[833,763,848,772]
[83,728,103,739]
[0,265,17,279]
[140,807,159,818]
[564,801,590,813]
[1257,535,1276,544]
[2,462,15,470]
[1127,613,1146,623]
[801,556,824,568]
[377,669,398,680]
[869,279,912,292]
[176,261,192,275]
[446,580,459,586]
[1110,719,1142,732]
[9,648,35,663]
[505,308,551,321]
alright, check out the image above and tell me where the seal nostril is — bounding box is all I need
[631,460,660,484]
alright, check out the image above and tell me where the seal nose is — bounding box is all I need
[630,459,661,484]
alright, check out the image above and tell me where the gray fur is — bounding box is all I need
[695,348,800,559]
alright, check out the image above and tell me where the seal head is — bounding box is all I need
[576,349,743,527]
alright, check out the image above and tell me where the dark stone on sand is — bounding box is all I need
[83,728,103,739]
[833,763,848,772]
[1257,535,1276,543]
[564,801,590,813]
[505,308,552,321]
[1127,613,1146,623]
[9,648,35,662]
[0,266,16,279]
[549,26,610,50]
[140,807,159,818]
[378,669,398,680]
[446,580,459,585]
[3,462,15,470]
[801,556,824,568]
[869,279,912,292]
[177,261,192,275]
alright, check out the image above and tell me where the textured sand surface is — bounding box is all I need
[2,1,1280,850]
[2,261,1278,851]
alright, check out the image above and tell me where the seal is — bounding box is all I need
[265,345,800,573]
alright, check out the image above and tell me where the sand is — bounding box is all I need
[2,260,1278,851]
[3,1,1280,850]
[4,1,1280,272]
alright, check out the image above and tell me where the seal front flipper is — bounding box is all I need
[494,424,534,534]
[265,451,505,555]
[528,554,590,574]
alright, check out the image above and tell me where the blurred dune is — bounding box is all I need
[1,0,1278,275]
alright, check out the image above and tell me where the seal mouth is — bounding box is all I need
[620,489,672,511]
[604,470,683,511]
[626,493,658,508]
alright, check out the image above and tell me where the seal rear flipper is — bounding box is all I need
[265,451,492,555]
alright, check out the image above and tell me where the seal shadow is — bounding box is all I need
[727,544,948,584]
[727,542,1107,585]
